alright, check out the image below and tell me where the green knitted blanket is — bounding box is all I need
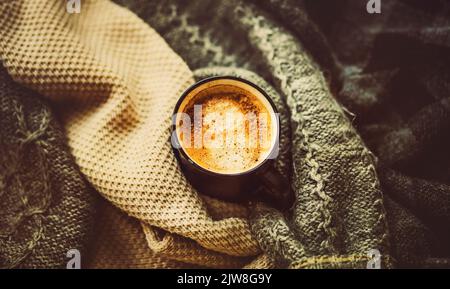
[116,0,450,268]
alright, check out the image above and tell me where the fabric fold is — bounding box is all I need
[87,199,196,269]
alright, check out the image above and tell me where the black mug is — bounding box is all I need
[171,76,292,209]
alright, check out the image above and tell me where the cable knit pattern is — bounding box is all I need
[0,65,96,268]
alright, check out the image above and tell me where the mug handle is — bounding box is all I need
[256,167,294,210]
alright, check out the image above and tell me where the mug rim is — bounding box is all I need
[171,75,280,177]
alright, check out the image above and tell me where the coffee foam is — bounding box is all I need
[176,80,276,174]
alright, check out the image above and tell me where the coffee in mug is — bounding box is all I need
[175,78,278,174]
[172,76,291,208]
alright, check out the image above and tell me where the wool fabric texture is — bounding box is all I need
[302,0,450,267]
[86,199,198,269]
[0,65,96,268]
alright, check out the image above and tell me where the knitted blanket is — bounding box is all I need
[0,65,97,268]
[1,0,449,268]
